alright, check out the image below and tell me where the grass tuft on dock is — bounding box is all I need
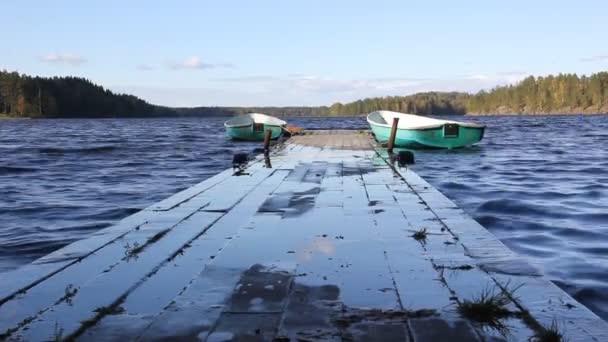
[531,319,565,342]
[411,228,428,241]
[458,282,521,332]
[54,323,64,342]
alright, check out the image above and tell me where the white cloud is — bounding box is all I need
[39,53,86,66]
[214,75,426,96]
[169,56,233,70]
[501,72,529,85]
[496,71,527,77]
[136,64,154,71]
[580,55,608,62]
[463,72,529,87]
[465,74,490,81]
[114,72,531,107]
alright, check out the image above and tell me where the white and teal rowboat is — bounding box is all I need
[224,113,287,141]
[367,111,485,149]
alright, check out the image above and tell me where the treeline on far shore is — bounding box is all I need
[0,71,176,118]
[1,70,608,119]
[468,72,608,114]
[175,91,468,117]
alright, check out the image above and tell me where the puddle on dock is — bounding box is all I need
[207,264,460,341]
[258,163,336,217]
[258,187,320,217]
[227,264,293,313]
[284,163,329,184]
[5,136,606,341]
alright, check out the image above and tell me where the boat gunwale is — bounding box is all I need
[367,111,486,130]
[368,119,486,132]
[224,123,285,129]
[224,113,287,128]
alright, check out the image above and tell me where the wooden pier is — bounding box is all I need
[1,130,607,341]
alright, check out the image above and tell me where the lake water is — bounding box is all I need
[0,115,607,320]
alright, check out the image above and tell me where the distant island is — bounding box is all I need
[1,70,607,118]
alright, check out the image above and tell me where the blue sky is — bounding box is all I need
[2,0,607,107]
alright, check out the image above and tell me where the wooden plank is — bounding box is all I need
[295,237,399,310]
[357,152,533,339]
[197,168,279,212]
[0,151,278,306]
[0,210,155,305]
[3,131,607,341]
[76,170,292,341]
[144,168,235,211]
[146,147,285,212]
[0,170,283,339]
[11,211,224,341]
[2,165,285,340]
[137,216,291,339]
[0,214,196,337]
[492,273,608,342]
[135,159,395,339]
[359,175,455,313]
[341,163,369,214]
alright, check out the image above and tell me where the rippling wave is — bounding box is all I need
[0,166,39,174]
[0,115,607,320]
[411,114,608,321]
[38,145,120,154]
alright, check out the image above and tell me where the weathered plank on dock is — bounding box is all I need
[287,129,373,150]
[1,130,607,341]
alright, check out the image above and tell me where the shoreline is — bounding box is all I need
[3,131,606,340]
[0,115,26,120]
[2,112,608,119]
[466,111,608,116]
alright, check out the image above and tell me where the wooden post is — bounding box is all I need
[38,87,43,115]
[387,118,399,153]
[263,129,272,153]
[264,153,272,168]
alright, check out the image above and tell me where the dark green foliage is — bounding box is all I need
[0,70,175,118]
[531,320,565,342]
[467,72,608,114]
[411,228,429,241]
[174,105,330,117]
[3,70,607,118]
[457,282,522,333]
[327,92,469,116]
[333,72,608,115]
[53,323,64,342]
[175,92,470,117]
[459,286,512,321]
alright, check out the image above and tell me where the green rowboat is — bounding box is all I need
[367,111,485,149]
[224,113,287,141]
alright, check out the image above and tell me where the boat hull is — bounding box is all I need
[369,122,485,149]
[225,124,284,141]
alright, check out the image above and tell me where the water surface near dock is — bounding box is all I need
[2,131,605,341]
[0,115,607,321]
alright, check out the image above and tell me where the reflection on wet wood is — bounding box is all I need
[1,130,607,341]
